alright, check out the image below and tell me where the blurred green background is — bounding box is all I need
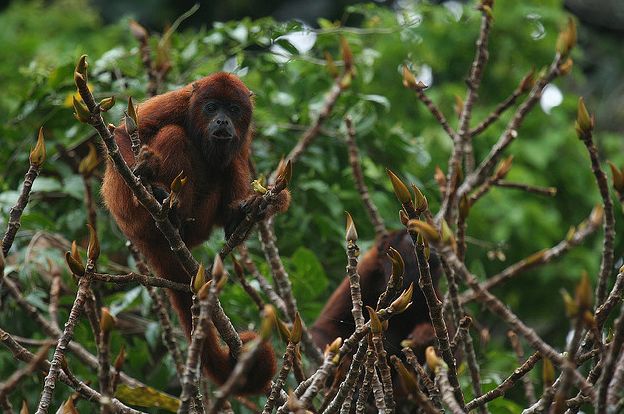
[0,0,622,412]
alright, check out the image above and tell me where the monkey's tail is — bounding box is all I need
[200,325,276,395]
[140,241,276,395]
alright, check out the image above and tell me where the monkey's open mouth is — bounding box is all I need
[211,127,234,141]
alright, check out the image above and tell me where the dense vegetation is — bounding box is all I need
[0,0,622,413]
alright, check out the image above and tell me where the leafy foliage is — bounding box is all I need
[0,0,622,412]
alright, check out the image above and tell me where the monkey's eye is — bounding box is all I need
[205,102,218,113]
[228,104,241,116]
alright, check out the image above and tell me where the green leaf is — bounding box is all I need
[109,286,143,315]
[115,384,179,413]
[31,177,62,193]
[274,38,300,56]
[358,94,391,110]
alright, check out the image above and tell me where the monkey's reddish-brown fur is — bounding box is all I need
[102,73,287,395]
[311,229,440,359]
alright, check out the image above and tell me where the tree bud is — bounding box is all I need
[386,169,411,204]
[390,283,414,314]
[345,212,358,242]
[100,307,116,334]
[30,128,47,167]
[86,224,100,263]
[99,96,116,112]
[65,251,85,277]
[73,96,91,123]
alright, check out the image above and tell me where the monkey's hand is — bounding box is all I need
[223,189,291,240]
[132,145,161,183]
[244,188,290,221]
[263,188,291,217]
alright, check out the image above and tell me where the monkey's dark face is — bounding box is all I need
[204,99,242,142]
[188,73,253,169]
[191,98,250,167]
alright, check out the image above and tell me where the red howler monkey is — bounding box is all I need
[101,72,289,394]
[310,229,440,362]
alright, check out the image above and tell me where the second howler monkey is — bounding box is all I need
[311,229,441,362]
[102,72,289,394]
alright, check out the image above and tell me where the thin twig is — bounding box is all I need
[2,155,43,255]
[459,209,601,304]
[238,244,288,316]
[178,278,220,414]
[595,266,624,328]
[231,255,265,311]
[446,264,486,414]
[439,244,595,400]
[259,220,323,364]
[0,328,145,414]
[493,180,557,197]
[450,316,471,354]
[0,342,52,403]
[278,301,407,414]
[460,327,484,412]
[129,243,185,379]
[263,341,296,414]
[439,2,494,223]
[457,1,494,174]
[402,346,443,409]
[36,275,91,414]
[344,117,387,240]
[413,88,457,141]
[371,328,395,413]
[608,352,624,406]
[48,268,61,328]
[2,274,146,389]
[129,20,161,97]
[408,232,465,408]
[553,309,587,413]
[454,53,565,206]
[469,80,527,137]
[436,362,466,414]
[279,68,354,171]
[91,271,190,291]
[578,127,616,306]
[151,288,186,375]
[564,358,603,414]
[355,337,377,414]
[508,331,536,404]
[596,301,624,413]
[320,339,367,414]
[523,379,557,414]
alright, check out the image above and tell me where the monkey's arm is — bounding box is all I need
[222,156,291,238]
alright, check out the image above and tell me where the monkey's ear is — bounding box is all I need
[248,90,255,98]
[192,82,199,94]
